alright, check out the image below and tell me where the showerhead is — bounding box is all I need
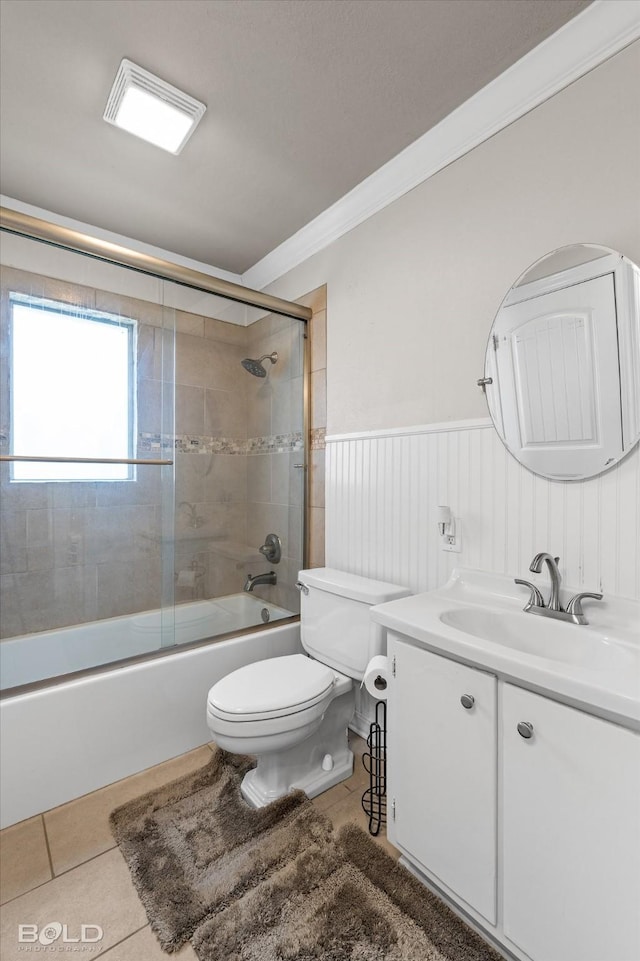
[241,351,278,377]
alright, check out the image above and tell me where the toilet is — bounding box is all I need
[206,567,410,807]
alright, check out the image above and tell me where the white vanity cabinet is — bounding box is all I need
[386,633,640,961]
[386,635,498,924]
[502,685,640,961]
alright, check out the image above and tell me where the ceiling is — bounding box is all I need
[0,0,590,275]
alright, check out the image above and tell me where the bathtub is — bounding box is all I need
[0,596,300,828]
[0,594,295,692]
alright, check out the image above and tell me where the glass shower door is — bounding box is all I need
[0,224,308,693]
[164,283,305,638]
[0,236,177,690]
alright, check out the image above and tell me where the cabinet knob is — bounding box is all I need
[517,721,534,739]
[460,694,475,710]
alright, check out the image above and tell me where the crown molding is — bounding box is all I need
[0,195,242,285]
[242,0,640,291]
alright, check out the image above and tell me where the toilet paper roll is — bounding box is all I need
[176,570,197,588]
[362,655,390,701]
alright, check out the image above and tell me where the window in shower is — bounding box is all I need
[10,292,136,481]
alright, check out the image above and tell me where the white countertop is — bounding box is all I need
[371,568,640,729]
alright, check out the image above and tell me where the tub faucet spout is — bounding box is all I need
[244,571,277,593]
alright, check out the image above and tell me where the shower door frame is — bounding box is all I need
[0,206,312,696]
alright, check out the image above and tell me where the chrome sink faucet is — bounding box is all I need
[515,553,603,626]
[529,552,563,611]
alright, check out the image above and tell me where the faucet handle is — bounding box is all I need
[515,578,545,610]
[258,533,282,564]
[565,592,603,620]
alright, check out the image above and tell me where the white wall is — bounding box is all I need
[263,41,640,437]
[259,40,640,605]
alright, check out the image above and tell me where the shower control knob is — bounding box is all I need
[517,721,534,739]
[259,533,282,564]
[460,694,475,709]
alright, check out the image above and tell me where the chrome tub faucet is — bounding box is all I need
[244,571,277,593]
[515,553,602,625]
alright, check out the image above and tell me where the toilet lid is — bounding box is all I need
[207,654,335,721]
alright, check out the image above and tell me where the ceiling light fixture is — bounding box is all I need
[103,59,206,155]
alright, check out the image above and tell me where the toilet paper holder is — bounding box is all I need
[361,699,387,837]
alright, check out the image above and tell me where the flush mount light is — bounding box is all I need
[103,59,206,155]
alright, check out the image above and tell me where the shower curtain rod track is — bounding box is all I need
[0,207,312,323]
[0,455,173,466]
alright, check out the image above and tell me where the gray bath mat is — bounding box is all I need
[192,822,501,961]
[109,749,333,951]
[111,748,500,960]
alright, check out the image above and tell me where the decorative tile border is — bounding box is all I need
[247,432,303,455]
[310,427,326,451]
[138,431,303,456]
[0,430,305,461]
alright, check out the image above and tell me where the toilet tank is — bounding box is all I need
[297,568,410,679]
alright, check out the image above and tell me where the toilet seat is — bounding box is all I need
[207,654,335,723]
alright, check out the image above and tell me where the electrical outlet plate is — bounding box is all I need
[441,518,462,553]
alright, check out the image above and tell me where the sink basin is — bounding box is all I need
[440,607,638,672]
[370,568,640,725]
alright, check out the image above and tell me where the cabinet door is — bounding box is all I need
[503,685,640,961]
[388,636,497,923]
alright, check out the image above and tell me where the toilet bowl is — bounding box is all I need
[207,653,354,806]
[206,568,410,807]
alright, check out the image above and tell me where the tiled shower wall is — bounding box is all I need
[243,312,303,613]
[240,284,327,612]
[0,265,317,638]
[326,420,640,601]
[170,309,249,604]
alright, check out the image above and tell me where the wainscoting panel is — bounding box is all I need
[326,421,640,601]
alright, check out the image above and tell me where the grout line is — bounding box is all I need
[53,843,119,881]
[97,923,150,958]
[41,813,55,879]
[0,845,120,907]
[1,874,58,908]
[5,746,214,886]
[7,744,213,825]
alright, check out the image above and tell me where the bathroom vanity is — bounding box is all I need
[372,569,640,961]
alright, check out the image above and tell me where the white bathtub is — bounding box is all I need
[0,598,300,828]
[0,594,294,691]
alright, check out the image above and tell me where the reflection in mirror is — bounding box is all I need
[482,244,640,480]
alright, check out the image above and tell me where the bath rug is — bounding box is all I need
[110,748,333,952]
[192,822,502,961]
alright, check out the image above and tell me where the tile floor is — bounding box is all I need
[0,734,397,960]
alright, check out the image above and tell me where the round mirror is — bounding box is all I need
[481,244,640,481]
